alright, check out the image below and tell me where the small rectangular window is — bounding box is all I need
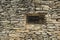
[26,13,46,24]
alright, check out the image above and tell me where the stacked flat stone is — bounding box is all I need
[0,0,60,40]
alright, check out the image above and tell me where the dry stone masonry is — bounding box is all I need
[0,0,60,40]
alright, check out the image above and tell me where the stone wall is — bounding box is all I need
[0,0,60,40]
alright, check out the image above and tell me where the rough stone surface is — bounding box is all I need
[0,0,60,40]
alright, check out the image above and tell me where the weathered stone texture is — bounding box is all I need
[0,0,60,40]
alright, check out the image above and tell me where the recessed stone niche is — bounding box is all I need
[26,13,46,24]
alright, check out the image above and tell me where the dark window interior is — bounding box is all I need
[27,16,40,24]
[27,15,46,24]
